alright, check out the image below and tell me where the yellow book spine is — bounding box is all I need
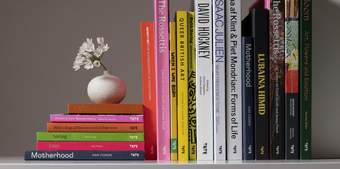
[176,11,189,161]
[187,11,197,161]
[170,21,178,161]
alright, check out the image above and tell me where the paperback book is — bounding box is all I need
[188,11,197,161]
[67,104,143,115]
[213,0,226,161]
[299,0,312,160]
[25,151,145,160]
[47,123,144,133]
[154,0,170,160]
[36,132,144,142]
[176,11,189,161]
[285,0,300,159]
[226,0,242,161]
[195,0,214,161]
[50,114,144,123]
[140,21,157,160]
[36,141,144,151]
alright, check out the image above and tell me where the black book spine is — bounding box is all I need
[285,0,300,159]
[24,151,145,160]
[252,8,270,160]
[242,37,255,160]
[269,0,285,159]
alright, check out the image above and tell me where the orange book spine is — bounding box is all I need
[140,21,157,160]
[67,104,143,114]
[47,123,144,132]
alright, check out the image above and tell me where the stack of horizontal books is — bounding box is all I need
[25,104,145,160]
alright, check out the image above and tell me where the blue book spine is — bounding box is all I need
[242,37,254,160]
[24,151,145,160]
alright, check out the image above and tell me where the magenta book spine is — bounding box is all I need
[50,114,144,123]
[36,141,145,151]
[154,0,170,161]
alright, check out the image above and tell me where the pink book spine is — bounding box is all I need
[154,0,170,161]
[36,141,144,151]
[264,0,270,9]
[50,114,144,123]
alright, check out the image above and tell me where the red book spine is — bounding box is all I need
[140,21,157,160]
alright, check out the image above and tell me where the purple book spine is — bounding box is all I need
[50,114,144,123]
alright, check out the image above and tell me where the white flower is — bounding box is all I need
[84,60,94,70]
[97,37,105,46]
[73,37,110,71]
[79,38,95,53]
[93,48,103,58]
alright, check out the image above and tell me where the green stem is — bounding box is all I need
[101,62,108,71]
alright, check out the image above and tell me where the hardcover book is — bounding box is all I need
[195,0,214,161]
[269,0,285,159]
[213,0,226,161]
[246,6,270,160]
[25,151,145,160]
[226,0,243,161]
[36,141,144,151]
[299,0,312,160]
[140,21,157,160]
[154,0,170,160]
[241,36,255,160]
[50,114,144,123]
[188,11,197,161]
[176,11,189,161]
[67,104,143,115]
[36,132,144,142]
[47,123,144,133]
[169,21,178,161]
[285,0,300,159]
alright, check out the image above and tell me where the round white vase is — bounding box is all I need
[87,71,126,104]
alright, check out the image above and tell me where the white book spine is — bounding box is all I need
[195,0,214,161]
[212,0,226,161]
[226,0,242,160]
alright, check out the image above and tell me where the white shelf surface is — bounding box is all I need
[1,157,340,169]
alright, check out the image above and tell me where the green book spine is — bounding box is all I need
[299,0,312,159]
[188,11,197,161]
[36,132,144,142]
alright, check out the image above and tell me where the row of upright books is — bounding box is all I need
[25,104,145,160]
[141,0,312,161]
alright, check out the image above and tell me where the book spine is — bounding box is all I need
[36,132,144,142]
[285,0,299,160]
[252,8,270,160]
[25,151,145,160]
[299,0,312,160]
[226,0,242,161]
[47,123,144,133]
[269,0,285,159]
[213,0,226,161]
[176,11,189,161]
[67,104,143,114]
[50,114,144,123]
[154,0,170,160]
[188,11,197,161]
[140,21,157,160]
[242,37,255,160]
[195,0,214,161]
[170,21,178,161]
[36,142,144,151]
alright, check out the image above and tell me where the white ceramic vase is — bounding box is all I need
[87,71,126,103]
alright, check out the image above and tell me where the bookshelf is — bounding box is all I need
[0,0,340,167]
[1,157,340,169]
